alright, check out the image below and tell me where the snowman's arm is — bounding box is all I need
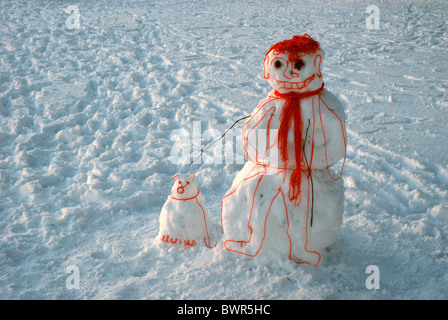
[309,92,347,172]
[242,98,277,162]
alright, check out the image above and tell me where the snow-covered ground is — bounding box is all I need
[0,0,447,300]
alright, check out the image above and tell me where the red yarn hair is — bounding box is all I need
[266,34,321,62]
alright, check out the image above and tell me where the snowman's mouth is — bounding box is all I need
[275,74,316,90]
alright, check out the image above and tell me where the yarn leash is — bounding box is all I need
[189,115,251,166]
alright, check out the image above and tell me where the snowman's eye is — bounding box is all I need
[294,59,305,70]
[274,60,282,69]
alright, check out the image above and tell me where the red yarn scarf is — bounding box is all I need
[275,83,325,202]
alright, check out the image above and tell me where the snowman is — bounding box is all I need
[159,173,214,248]
[221,34,346,266]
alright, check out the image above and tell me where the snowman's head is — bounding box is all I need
[171,173,198,199]
[263,34,324,94]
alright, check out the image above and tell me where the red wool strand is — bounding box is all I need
[275,83,325,201]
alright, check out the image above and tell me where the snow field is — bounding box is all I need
[0,0,447,299]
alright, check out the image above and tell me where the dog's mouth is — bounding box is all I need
[177,181,190,194]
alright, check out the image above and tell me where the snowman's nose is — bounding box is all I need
[284,63,298,79]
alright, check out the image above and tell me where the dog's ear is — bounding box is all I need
[172,173,179,180]
[189,172,195,181]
